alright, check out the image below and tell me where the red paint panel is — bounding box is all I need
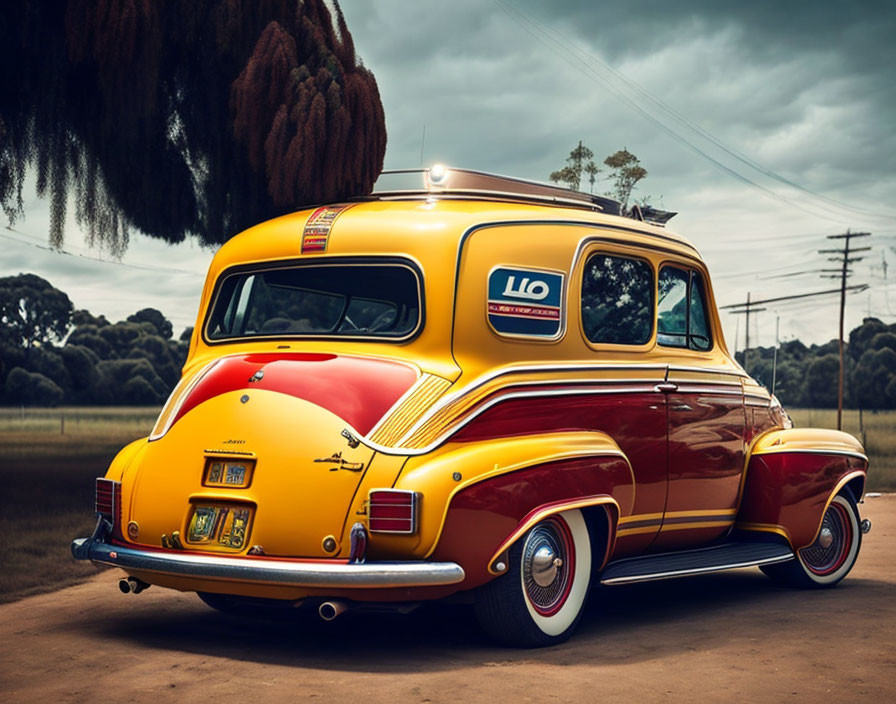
[449,389,667,555]
[738,453,867,547]
[431,457,633,589]
[172,353,417,435]
[652,390,745,549]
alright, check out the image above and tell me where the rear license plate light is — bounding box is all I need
[368,489,419,534]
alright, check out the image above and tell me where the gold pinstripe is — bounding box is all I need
[368,374,452,446]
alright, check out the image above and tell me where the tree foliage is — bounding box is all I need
[0,0,386,251]
[603,148,648,210]
[549,141,599,192]
[550,143,648,207]
[742,317,896,410]
[0,273,73,348]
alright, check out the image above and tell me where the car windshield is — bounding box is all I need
[206,263,421,340]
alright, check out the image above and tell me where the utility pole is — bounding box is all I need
[722,285,870,383]
[819,230,871,430]
[726,292,765,370]
[772,315,780,396]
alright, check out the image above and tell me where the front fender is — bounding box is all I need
[392,431,634,589]
[736,428,868,548]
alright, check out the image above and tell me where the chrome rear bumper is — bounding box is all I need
[71,537,465,589]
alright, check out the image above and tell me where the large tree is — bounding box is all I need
[0,0,386,251]
[0,273,73,348]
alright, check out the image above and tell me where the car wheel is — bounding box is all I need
[474,509,592,647]
[761,490,861,588]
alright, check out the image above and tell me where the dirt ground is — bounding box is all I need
[1,496,894,704]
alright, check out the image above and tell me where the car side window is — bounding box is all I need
[657,265,712,351]
[582,253,654,345]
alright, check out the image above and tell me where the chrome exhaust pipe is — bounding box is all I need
[118,577,149,594]
[318,600,349,621]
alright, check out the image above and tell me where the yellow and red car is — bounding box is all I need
[73,167,870,646]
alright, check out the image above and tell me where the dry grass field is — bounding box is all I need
[0,407,160,603]
[0,405,892,604]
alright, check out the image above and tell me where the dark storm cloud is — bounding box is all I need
[342,0,896,195]
[4,1,894,345]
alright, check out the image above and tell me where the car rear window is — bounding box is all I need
[206,263,421,341]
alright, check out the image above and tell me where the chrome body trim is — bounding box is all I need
[392,362,668,447]
[752,448,869,462]
[600,553,794,585]
[71,538,465,588]
[357,361,749,456]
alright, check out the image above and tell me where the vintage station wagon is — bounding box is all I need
[73,167,870,646]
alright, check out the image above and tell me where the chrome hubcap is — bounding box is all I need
[531,545,559,587]
[522,520,572,614]
[800,500,852,575]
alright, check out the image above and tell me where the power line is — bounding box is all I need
[492,0,895,224]
[1,226,204,276]
[720,284,869,309]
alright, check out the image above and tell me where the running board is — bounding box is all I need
[600,540,795,585]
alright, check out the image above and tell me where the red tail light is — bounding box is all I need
[95,478,121,528]
[368,489,419,534]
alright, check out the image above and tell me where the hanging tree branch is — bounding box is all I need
[0,0,386,251]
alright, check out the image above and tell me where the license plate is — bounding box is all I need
[187,504,253,549]
[204,458,254,488]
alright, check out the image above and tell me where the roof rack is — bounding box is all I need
[369,166,622,216]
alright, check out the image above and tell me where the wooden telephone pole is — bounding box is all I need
[721,283,870,391]
[819,231,871,430]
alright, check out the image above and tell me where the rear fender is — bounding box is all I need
[736,428,868,549]
[395,431,633,589]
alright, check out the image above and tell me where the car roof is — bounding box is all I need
[209,167,702,278]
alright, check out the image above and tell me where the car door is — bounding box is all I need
[651,264,746,551]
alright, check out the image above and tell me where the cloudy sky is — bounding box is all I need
[3,0,895,349]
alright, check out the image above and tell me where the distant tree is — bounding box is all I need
[805,354,840,407]
[853,347,896,409]
[26,347,71,392]
[848,317,889,361]
[127,308,173,339]
[0,273,73,348]
[604,148,648,210]
[871,331,896,351]
[4,367,63,406]
[0,1,386,250]
[550,141,599,192]
[550,144,648,207]
[72,309,109,327]
[60,344,101,401]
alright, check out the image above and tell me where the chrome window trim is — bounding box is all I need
[202,257,425,345]
[579,251,656,348]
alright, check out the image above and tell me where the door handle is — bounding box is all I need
[654,382,678,393]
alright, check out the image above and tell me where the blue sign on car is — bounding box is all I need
[487,266,565,338]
